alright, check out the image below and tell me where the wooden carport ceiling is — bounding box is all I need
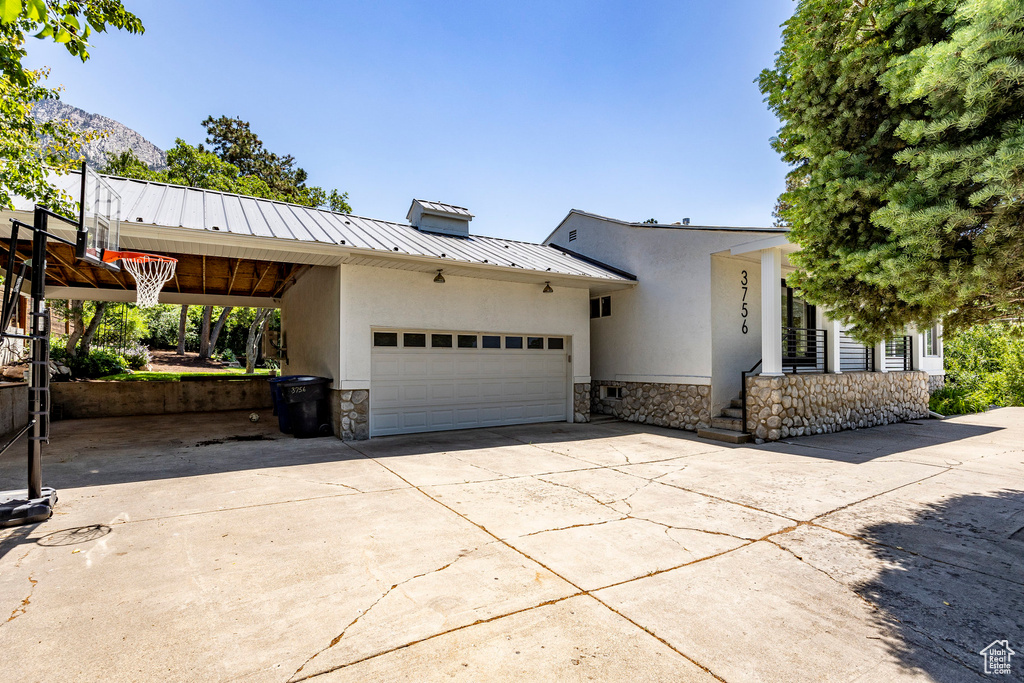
[0,241,304,300]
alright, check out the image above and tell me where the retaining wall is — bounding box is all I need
[52,378,272,420]
[745,371,929,442]
[0,382,28,438]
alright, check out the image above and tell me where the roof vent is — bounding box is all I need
[407,199,473,237]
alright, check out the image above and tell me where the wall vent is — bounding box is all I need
[568,229,577,242]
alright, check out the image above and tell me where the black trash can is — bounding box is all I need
[268,375,304,433]
[278,376,333,438]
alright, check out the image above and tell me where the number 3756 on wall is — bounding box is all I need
[740,270,749,334]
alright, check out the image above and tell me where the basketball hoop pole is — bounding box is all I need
[0,204,77,527]
[27,207,47,499]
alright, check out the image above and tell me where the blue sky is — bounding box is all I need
[26,0,795,241]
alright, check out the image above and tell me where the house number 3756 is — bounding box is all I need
[740,270,749,334]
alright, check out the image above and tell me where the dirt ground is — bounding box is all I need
[147,349,235,373]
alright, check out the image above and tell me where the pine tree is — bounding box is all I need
[759,0,1024,341]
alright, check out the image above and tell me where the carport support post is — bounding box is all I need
[27,208,48,499]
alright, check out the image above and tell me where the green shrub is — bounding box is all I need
[139,305,182,349]
[123,344,151,370]
[929,386,991,416]
[69,348,129,379]
[940,323,1024,412]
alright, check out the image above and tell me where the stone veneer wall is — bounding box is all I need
[591,381,711,431]
[573,383,591,423]
[331,389,369,441]
[928,374,946,394]
[745,371,929,442]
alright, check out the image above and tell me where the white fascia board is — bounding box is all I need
[729,234,796,256]
[45,286,280,308]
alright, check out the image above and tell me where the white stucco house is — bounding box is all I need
[545,210,942,442]
[6,172,942,443]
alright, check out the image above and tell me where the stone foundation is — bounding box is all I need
[591,381,711,431]
[928,374,946,394]
[331,389,369,441]
[573,382,591,423]
[745,371,929,442]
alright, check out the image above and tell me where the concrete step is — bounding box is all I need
[729,398,743,409]
[588,414,619,424]
[697,427,751,444]
[711,416,743,431]
[721,407,743,419]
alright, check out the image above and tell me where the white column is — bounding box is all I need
[826,314,842,374]
[760,247,783,375]
[875,339,888,373]
[909,325,924,371]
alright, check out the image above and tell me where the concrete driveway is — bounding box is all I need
[1,409,1022,682]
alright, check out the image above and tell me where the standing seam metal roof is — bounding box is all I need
[15,172,631,282]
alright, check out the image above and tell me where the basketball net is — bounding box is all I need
[103,251,178,308]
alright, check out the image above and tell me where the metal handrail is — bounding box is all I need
[740,358,762,435]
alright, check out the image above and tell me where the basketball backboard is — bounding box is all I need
[76,163,121,271]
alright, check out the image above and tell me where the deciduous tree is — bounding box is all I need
[0,0,143,210]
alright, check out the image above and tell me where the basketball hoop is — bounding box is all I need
[103,251,177,308]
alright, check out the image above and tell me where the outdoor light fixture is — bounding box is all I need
[433,269,445,284]
[543,281,553,293]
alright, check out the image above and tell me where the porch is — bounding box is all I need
[718,237,932,443]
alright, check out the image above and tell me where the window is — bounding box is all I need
[482,335,501,349]
[590,296,611,319]
[601,386,622,400]
[457,334,477,348]
[373,332,398,347]
[527,337,544,349]
[924,325,940,356]
[431,334,453,348]
[505,336,523,349]
[403,333,426,348]
[547,337,564,350]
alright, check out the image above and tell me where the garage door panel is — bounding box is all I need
[430,384,455,401]
[371,334,568,437]
[431,359,455,375]
[429,409,455,430]
[403,384,428,402]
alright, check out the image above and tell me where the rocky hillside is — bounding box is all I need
[32,100,167,170]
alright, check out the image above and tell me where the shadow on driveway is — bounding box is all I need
[854,491,1024,681]
[758,418,1004,464]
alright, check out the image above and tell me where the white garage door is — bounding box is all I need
[370,330,568,437]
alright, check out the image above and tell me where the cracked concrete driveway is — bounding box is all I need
[1,409,1022,682]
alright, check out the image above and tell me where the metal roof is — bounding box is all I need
[409,199,473,218]
[542,209,788,246]
[15,172,631,283]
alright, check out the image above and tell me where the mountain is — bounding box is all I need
[32,100,167,170]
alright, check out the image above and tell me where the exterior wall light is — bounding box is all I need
[433,269,445,284]
[543,282,553,293]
